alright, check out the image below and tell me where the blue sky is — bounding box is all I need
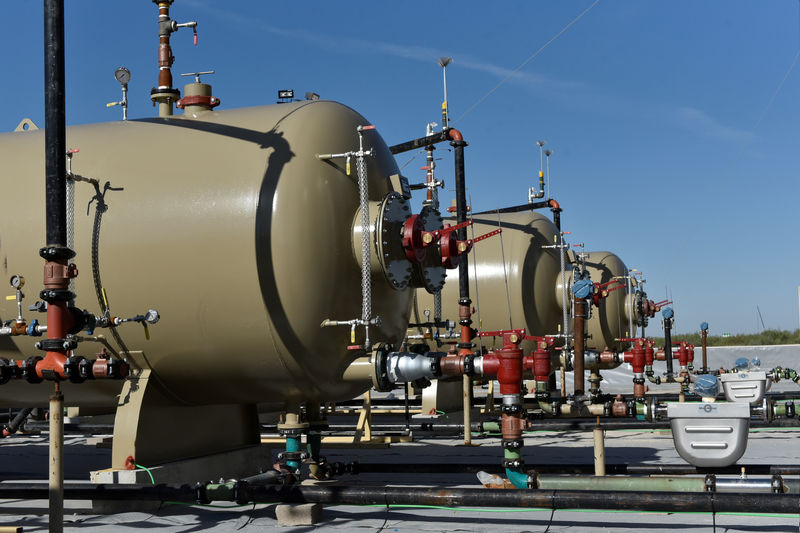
[2,1,799,334]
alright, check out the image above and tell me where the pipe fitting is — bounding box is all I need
[386,351,440,383]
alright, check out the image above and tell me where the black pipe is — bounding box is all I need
[664,315,674,377]
[44,0,67,248]
[389,130,451,154]
[551,206,561,232]
[351,462,800,476]
[472,200,554,216]
[2,408,34,437]
[452,138,469,304]
[0,483,796,514]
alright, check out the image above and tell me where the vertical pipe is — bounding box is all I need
[44,0,67,248]
[627,275,634,341]
[452,139,468,299]
[403,383,411,433]
[573,299,586,396]
[664,315,674,377]
[49,386,64,533]
[701,329,709,373]
[450,134,472,356]
[551,208,561,232]
[593,417,605,476]
[462,374,472,445]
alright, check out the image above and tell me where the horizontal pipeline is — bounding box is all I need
[389,130,452,154]
[351,462,800,477]
[0,483,797,514]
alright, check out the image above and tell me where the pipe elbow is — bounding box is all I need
[447,128,463,142]
[505,467,530,489]
[548,199,560,210]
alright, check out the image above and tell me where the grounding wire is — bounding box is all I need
[66,175,75,302]
[453,0,601,125]
[89,184,132,358]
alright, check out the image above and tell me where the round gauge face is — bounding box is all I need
[114,67,131,85]
[9,275,24,289]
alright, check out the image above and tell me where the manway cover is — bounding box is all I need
[667,402,750,467]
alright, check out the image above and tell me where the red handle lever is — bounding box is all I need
[470,228,501,243]
[439,219,473,236]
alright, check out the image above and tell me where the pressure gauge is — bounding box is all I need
[114,67,131,86]
[9,275,24,289]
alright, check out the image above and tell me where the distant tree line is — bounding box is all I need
[650,329,800,347]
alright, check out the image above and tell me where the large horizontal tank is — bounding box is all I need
[0,100,410,408]
[415,211,636,352]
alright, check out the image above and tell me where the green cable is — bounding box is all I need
[133,462,155,485]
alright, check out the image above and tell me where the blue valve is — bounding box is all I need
[661,307,674,320]
[26,319,42,337]
[572,278,594,299]
[700,322,708,331]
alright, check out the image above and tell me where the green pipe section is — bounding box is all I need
[285,435,301,471]
[482,421,500,433]
[538,401,555,414]
[205,482,236,501]
[307,432,321,461]
[504,448,528,489]
[307,431,324,479]
[536,475,706,492]
[773,401,798,418]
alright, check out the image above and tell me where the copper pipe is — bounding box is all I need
[701,330,709,373]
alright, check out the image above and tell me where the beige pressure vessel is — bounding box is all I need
[0,100,411,408]
[416,211,635,353]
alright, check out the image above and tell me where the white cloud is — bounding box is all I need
[184,0,579,92]
[672,106,752,143]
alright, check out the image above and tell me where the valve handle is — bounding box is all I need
[596,279,622,290]
[470,228,501,244]
[438,219,473,236]
[476,328,527,338]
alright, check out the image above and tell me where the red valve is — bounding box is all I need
[621,338,647,374]
[591,280,623,306]
[675,341,689,367]
[440,223,501,269]
[401,214,439,263]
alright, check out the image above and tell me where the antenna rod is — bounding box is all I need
[438,57,452,129]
